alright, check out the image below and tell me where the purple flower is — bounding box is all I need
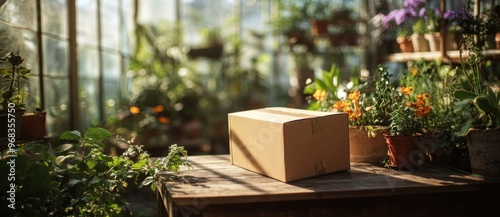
[403,0,426,9]
[443,10,457,21]
[418,8,427,17]
[395,9,411,25]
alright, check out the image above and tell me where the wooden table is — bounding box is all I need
[157,155,500,217]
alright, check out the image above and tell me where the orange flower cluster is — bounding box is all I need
[334,91,363,121]
[401,86,432,117]
[313,90,326,101]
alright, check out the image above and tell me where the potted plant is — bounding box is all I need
[384,85,433,169]
[400,59,460,165]
[0,51,30,138]
[382,8,414,53]
[305,0,334,37]
[304,65,394,164]
[268,1,314,52]
[0,51,48,140]
[186,27,224,59]
[454,29,500,178]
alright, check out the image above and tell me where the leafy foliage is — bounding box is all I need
[1,127,190,217]
[370,65,396,126]
[388,87,426,136]
[454,23,500,136]
[303,64,343,111]
[305,64,395,127]
[0,51,32,110]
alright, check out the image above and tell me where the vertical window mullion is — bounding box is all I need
[68,0,80,131]
[97,0,104,126]
[36,0,45,110]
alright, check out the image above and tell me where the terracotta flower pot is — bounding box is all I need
[410,33,429,52]
[21,111,47,139]
[467,128,500,178]
[349,127,388,164]
[424,33,440,52]
[396,36,414,53]
[417,131,452,165]
[384,134,420,169]
[310,19,329,37]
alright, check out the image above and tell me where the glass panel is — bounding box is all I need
[0,24,37,61]
[103,81,119,122]
[79,79,100,129]
[138,0,175,24]
[77,0,98,45]
[0,0,36,29]
[41,0,68,36]
[25,76,42,112]
[78,46,99,79]
[181,0,235,46]
[101,0,119,49]
[43,36,68,76]
[44,78,70,137]
[78,46,100,129]
[102,51,121,123]
[102,51,120,80]
[121,0,135,55]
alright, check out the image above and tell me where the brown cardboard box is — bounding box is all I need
[228,107,350,182]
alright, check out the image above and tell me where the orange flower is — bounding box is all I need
[348,91,360,101]
[313,90,326,100]
[158,116,170,124]
[333,101,349,111]
[349,109,363,120]
[412,68,418,76]
[416,105,432,117]
[401,86,413,95]
[152,105,164,113]
[129,106,140,115]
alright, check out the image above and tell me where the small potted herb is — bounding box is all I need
[0,51,31,138]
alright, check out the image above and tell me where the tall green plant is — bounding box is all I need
[454,34,500,136]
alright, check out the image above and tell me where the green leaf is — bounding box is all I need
[60,130,81,140]
[315,78,327,91]
[132,160,147,169]
[323,70,334,90]
[84,127,113,141]
[55,155,69,164]
[306,101,321,111]
[455,89,478,100]
[86,159,96,169]
[68,179,83,187]
[57,143,74,153]
[303,83,316,94]
[456,119,474,137]
[475,96,500,118]
[486,87,499,105]
[453,99,473,113]
[140,176,154,188]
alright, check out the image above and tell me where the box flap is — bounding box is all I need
[228,107,344,124]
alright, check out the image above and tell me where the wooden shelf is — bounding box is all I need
[383,49,500,63]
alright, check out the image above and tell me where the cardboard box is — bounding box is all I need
[228,107,350,182]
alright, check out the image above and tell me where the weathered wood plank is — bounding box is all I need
[157,155,500,208]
